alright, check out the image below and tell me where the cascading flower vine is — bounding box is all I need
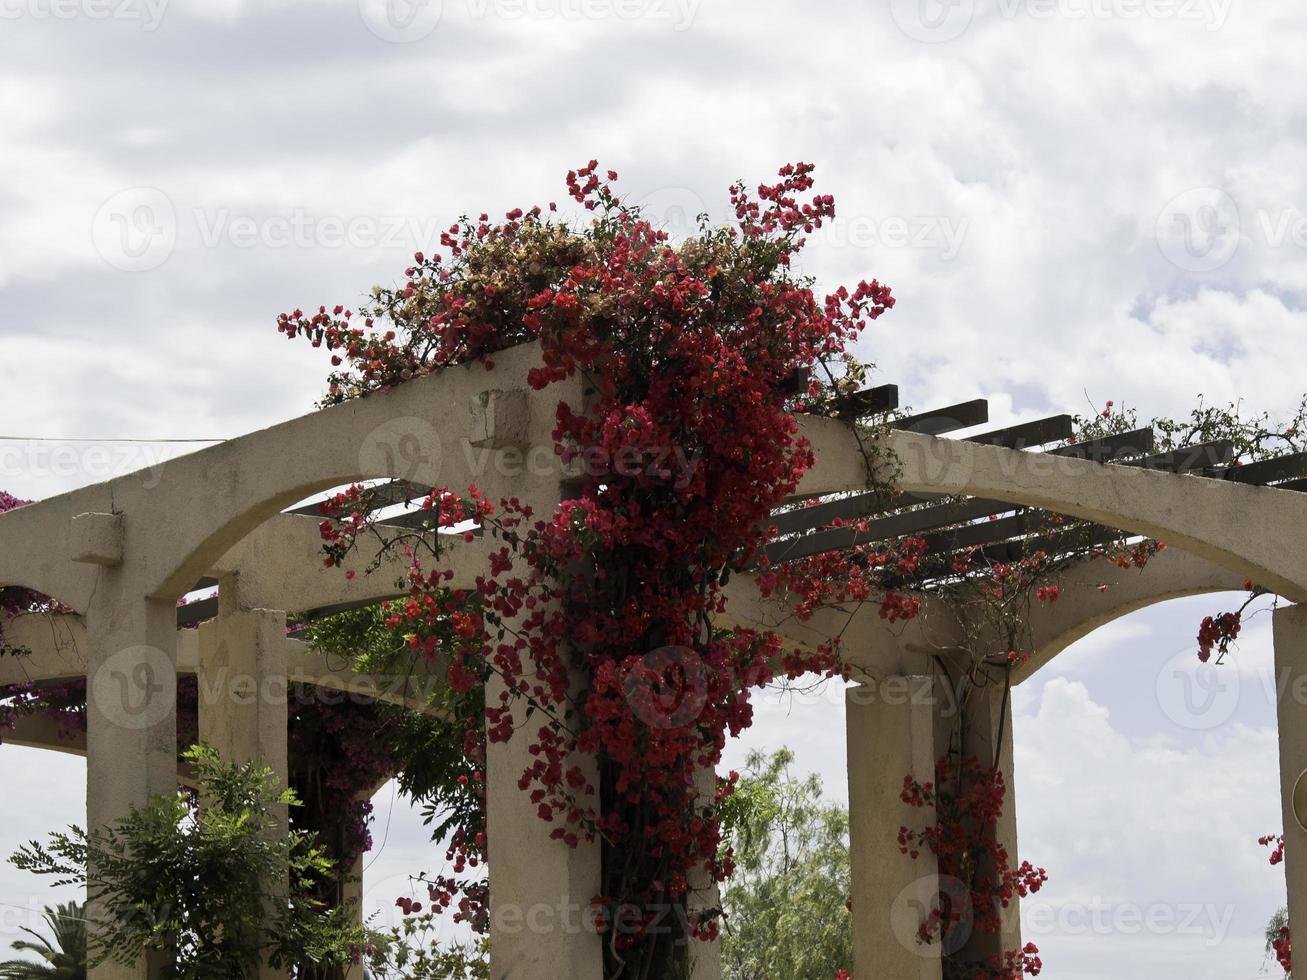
[280,161,895,976]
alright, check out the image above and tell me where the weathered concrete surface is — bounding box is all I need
[846,675,944,980]
[1275,605,1307,949]
[198,603,291,980]
[795,419,1307,601]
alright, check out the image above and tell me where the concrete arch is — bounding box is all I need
[0,612,87,687]
[212,512,494,617]
[0,495,103,613]
[1,613,445,719]
[0,341,576,609]
[795,419,1307,603]
[141,340,575,601]
[1013,547,1247,683]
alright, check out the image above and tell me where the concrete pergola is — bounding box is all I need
[2,339,1306,979]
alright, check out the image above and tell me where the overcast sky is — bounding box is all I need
[2,0,1305,975]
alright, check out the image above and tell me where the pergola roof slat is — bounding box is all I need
[835,383,900,420]
[1223,452,1307,486]
[1046,427,1155,461]
[286,480,434,518]
[965,414,1074,449]
[891,399,989,436]
[919,512,1036,556]
[760,495,1023,567]
[1119,440,1234,474]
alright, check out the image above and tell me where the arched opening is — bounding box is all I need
[1012,590,1287,978]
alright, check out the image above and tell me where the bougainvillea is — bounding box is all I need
[272,154,1307,976]
[0,491,39,659]
[281,161,894,975]
[899,758,1046,978]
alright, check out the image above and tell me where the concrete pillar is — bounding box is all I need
[85,580,179,980]
[846,675,943,980]
[485,666,603,980]
[688,761,722,980]
[197,596,290,980]
[957,680,1022,963]
[343,852,364,926]
[1275,604,1307,934]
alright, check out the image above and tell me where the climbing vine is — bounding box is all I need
[279,161,894,977]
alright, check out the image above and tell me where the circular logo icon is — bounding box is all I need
[92,645,175,731]
[631,186,711,241]
[358,416,443,485]
[359,0,443,42]
[890,0,975,43]
[889,873,974,956]
[622,646,709,730]
[92,187,177,272]
[1155,187,1242,273]
[1155,647,1241,731]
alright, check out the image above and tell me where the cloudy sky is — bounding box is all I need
[2,0,1305,975]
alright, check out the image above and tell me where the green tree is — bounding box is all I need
[719,749,853,980]
[10,744,363,979]
[0,902,86,979]
[1266,906,1291,977]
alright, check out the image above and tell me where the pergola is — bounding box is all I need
[2,339,1306,979]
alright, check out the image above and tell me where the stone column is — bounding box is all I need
[846,675,944,980]
[485,666,603,979]
[1275,603,1307,935]
[957,680,1023,963]
[476,380,603,979]
[85,578,179,980]
[688,761,722,980]
[197,590,290,980]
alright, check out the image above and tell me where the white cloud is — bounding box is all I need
[2,1,1305,974]
[1014,677,1284,980]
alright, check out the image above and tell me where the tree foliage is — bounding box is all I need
[718,749,852,980]
[0,902,86,980]
[9,744,363,979]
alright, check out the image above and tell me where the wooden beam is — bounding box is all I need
[1120,440,1233,474]
[1223,452,1307,486]
[965,414,1074,450]
[891,399,989,436]
[835,384,900,420]
[287,479,434,517]
[1047,427,1155,462]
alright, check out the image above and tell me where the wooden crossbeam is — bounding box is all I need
[287,480,434,518]
[1048,427,1155,462]
[919,512,1036,556]
[965,415,1074,449]
[891,399,989,436]
[1120,440,1233,474]
[834,384,900,420]
[177,596,218,628]
[946,524,1125,576]
[1223,452,1307,485]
